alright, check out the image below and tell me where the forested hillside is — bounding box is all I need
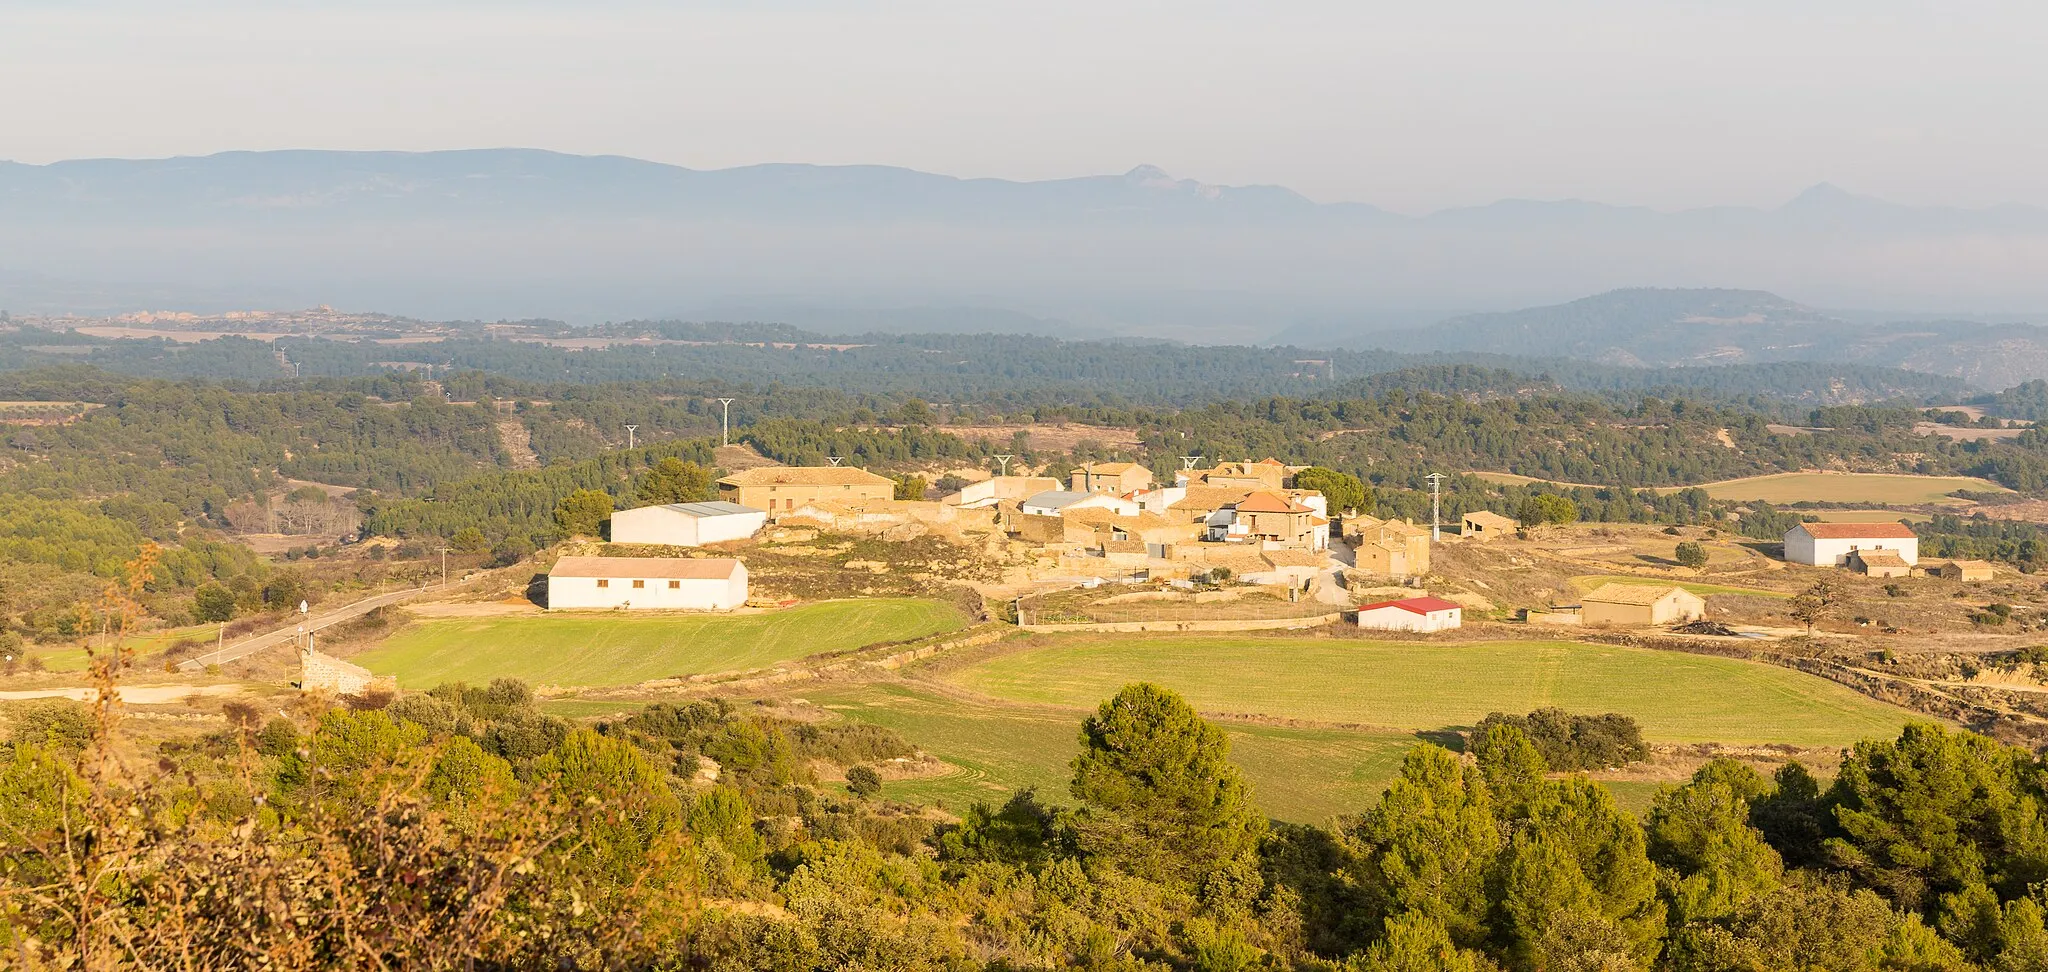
[0,321,1973,412]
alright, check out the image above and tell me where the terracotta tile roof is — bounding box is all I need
[1792,521,1919,539]
[1170,486,1253,513]
[551,556,743,580]
[1360,596,1463,615]
[1261,550,1326,568]
[1939,559,1996,570]
[1463,510,1518,528]
[1851,550,1910,568]
[1101,539,1149,555]
[1581,582,1694,606]
[1235,491,1312,514]
[1071,462,1149,475]
[718,466,894,487]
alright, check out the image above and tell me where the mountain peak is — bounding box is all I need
[1124,164,1173,181]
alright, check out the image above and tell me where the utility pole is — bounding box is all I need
[625,425,638,450]
[993,454,1014,476]
[1425,473,1445,542]
[716,398,735,447]
[826,456,844,467]
[440,547,449,589]
[1180,456,1203,470]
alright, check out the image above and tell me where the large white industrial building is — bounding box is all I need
[609,501,768,547]
[546,556,749,611]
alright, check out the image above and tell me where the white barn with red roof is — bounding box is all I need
[1783,521,1919,567]
[1356,596,1464,633]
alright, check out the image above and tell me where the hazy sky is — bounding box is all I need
[4,0,2042,213]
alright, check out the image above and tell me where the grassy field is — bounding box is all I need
[805,682,1420,823]
[355,599,964,688]
[949,636,1919,747]
[1804,509,1934,523]
[1474,470,2004,506]
[1568,574,1790,599]
[1691,472,2006,505]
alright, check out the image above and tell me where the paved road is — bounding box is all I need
[176,586,428,672]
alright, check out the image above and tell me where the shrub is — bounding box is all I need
[845,765,882,798]
[6,699,95,752]
[1473,707,1646,770]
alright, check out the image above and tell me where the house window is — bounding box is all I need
[632,579,646,589]
[668,580,680,589]
[596,579,609,588]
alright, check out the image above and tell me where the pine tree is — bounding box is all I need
[553,488,614,538]
[1353,745,1502,948]
[633,458,714,506]
[1069,683,1265,888]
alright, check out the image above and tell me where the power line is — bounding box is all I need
[1424,473,1445,542]
[716,398,736,448]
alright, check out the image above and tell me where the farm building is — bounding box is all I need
[1579,583,1706,627]
[717,466,894,517]
[547,556,749,611]
[1782,522,1919,567]
[1356,596,1463,633]
[1462,510,1517,541]
[1348,516,1432,579]
[609,501,767,547]
[1923,559,1996,581]
[1069,462,1155,495]
[1848,549,1912,578]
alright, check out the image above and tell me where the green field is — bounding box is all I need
[807,682,1419,823]
[1568,574,1789,599]
[1475,470,2003,506]
[1803,509,1933,523]
[949,636,1918,747]
[355,599,964,688]
[1692,472,2006,505]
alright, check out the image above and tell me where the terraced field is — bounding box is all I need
[946,636,1919,747]
[805,682,1419,823]
[355,598,964,687]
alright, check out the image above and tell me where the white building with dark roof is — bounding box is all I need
[610,501,768,547]
[546,556,749,611]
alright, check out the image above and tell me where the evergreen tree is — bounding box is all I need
[1353,745,1502,948]
[1826,723,2048,918]
[1355,913,1501,971]
[1294,466,1370,515]
[1646,767,1785,928]
[1069,683,1265,888]
[553,488,614,538]
[632,457,715,506]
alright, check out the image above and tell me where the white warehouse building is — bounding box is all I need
[547,556,749,611]
[610,501,768,547]
[1782,522,1919,567]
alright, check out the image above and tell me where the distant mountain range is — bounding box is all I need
[7,149,2046,232]
[3,149,2047,332]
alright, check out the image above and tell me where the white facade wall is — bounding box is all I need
[1357,605,1462,632]
[1785,527,1919,566]
[547,564,749,611]
[611,505,767,547]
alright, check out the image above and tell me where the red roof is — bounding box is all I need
[1794,522,1918,539]
[1359,596,1463,615]
[1235,491,1311,514]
